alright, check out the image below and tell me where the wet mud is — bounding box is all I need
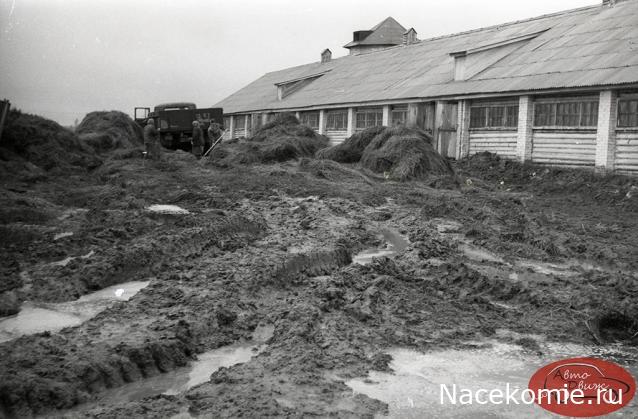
[1,155,637,417]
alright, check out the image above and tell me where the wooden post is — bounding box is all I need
[433,101,444,154]
[0,99,10,142]
[595,90,618,172]
[229,115,235,139]
[407,103,425,128]
[457,100,471,160]
[244,114,249,137]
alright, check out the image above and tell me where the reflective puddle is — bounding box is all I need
[345,341,638,418]
[51,249,95,267]
[93,324,274,405]
[0,281,149,343]
[354,228,409,265]
[460,244,505,264]
[146,204,190,215]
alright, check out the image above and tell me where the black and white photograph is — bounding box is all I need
[1,0,637,417]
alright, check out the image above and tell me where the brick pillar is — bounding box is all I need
[295,111,300,120]
[595,90,617,172]
[516,96,534,162]
[346,108,355,137]
[456,100,471,160]
[382,105,390,126]
[262,113,269,126]
[229,115,235,139]
[318,110,325,135]
[244,115,249,137]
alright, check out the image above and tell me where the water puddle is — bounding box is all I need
[460,244,505,264]
[146,204,190,215]
[92,324,274,405]
[354,228,409,265]
[53,231,74,241]
[51,250,95,267]
[344,341,638,418]
[0,281,149,343]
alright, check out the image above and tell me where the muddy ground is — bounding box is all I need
[1,149,637,418]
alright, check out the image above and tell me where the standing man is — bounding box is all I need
[191,120,204,158]
[144,118,161,160]
[208,120,222,144]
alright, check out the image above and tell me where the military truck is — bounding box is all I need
[134,102,224,151]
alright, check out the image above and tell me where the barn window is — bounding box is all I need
[299,111,320,129]
[355,108,383,130]
[618,99,638,128]
[234,115,246,128]
[470,107,487,128]
[506,105,519,127]
[470,103,518,129]
[533,99,598,128]
[325,110,348,130]
[391,105,408,126]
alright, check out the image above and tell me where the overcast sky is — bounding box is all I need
[1,0,597,126]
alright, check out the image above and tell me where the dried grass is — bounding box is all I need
[209,113,329,166]
[0,110,101,176]
[76,111,143,151]
[340,126,453,181]
[315,126,386,163]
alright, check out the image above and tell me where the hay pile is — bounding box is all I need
[0,110,101,179]
[76,111,143,151]
[317,126,453,181]
[298,158,373,184]
[316,126,385,163]
[210,113,328,167]
[361,126,452,181]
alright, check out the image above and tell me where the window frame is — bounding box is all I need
[617,95,638,129]
[325,110,348,131]
[234,115,246,129]
[391,105,408,126]
[469,101,519,131]
[532,97,599,130]
[299,111,320,130]
[355,107,383,131]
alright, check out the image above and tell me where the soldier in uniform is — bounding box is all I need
[143,119,161,160]
[191,121,204,158]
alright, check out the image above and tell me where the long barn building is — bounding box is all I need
[215,0,638,173]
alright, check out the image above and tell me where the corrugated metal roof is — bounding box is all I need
[215,1,638,114]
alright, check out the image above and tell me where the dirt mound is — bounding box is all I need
[209,113,328,167]
[457,152,638,208]
[316,126,386,163]
[0,110,101,178]
[76,111,143,152]
[360,126,453,180]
